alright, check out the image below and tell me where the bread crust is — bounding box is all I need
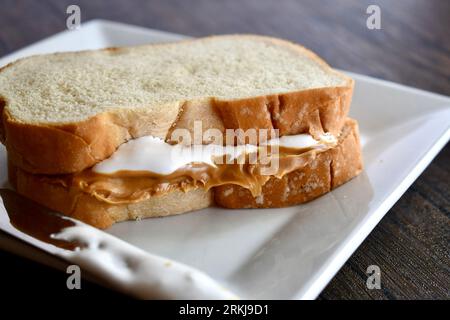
[8,160,214,229]
[0,35,353,174]
[214,118,362,208]
[8,118,362,229]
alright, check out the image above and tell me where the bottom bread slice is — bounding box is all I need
[8,118,362,229]
[215,118,363,208]
[8,164,213,229]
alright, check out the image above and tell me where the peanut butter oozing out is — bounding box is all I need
[58,145,326,205]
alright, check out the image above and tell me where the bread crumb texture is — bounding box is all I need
[0,35,346,124]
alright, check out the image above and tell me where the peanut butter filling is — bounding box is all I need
[41,145,330,205]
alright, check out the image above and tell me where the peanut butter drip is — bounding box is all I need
[66,146,322,205]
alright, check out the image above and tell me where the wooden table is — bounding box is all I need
[0,0,448,299]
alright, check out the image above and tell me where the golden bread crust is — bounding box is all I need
[214,118,362,208]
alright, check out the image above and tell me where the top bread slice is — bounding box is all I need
[0,35,354,174]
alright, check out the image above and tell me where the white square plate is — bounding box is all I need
[0,20,449,299]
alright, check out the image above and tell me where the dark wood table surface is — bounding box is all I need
[0,0,448,299]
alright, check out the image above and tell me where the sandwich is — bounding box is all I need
[0,35,362,229]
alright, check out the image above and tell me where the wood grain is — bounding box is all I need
[0,0,448,299]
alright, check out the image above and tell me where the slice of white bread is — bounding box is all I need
[0,35,353,174]
[8,118,362,229]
